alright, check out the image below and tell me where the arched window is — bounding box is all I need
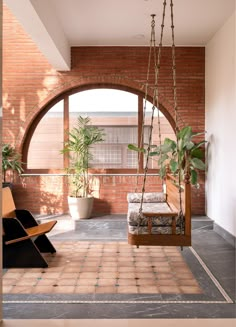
[26,88,175,172]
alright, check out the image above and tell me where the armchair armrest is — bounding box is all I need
[3,218,28,244]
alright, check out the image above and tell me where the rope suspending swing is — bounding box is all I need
[127,0,192,248]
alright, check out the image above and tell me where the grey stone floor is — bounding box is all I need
[3,215,236,319]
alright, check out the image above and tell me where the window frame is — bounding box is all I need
[22,84,175,174]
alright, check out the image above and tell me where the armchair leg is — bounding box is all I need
[34,234,56,253]
[3,239,48,268]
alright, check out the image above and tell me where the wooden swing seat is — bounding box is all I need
[2,187,57,268]
[127,173,191,247]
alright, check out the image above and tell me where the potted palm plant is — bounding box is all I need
[61,116,105,219]
[2,143,24,188]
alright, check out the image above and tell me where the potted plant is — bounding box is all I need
[61,116,105,219]
[128,126,206,187]
[2,143,24,188]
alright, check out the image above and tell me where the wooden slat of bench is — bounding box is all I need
[5,220,57,245]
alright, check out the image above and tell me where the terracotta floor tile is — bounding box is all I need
[175,272,194,279]
[157,279,178,286]
[77,278,97,286]
[57,278,78,286]
[2,285,13,293]
[21,272,43,278]
[36,279,57,286]
[151,261,169,267]
[59,272,79,278]
[64,267,82,273]
[117,257,133,262]
[100,261,118,267]
[118,267,135,272]
[118,272,136,279]
[117,279,137,286]
[32,285,54,293]
[117,262,134,267]
[95,286,117,293]
[156,273,174,279]
[4,268,26,273]
[117,286,139,293]
[81,266,99,272]
[179,286,202,294]
[135,267,150,273]
[132,252,149,257]
[101,257,117,262]
[135,272,155,279]
[135,262,152,267]
[74,285,96,293]
[52,286,75,293]
[3,272,23,279]
[42,272,62,278]
[174,268,194,275]
[44,266,65,272]
[97,266,117,272]
[79,272,98,279]
[81,261,100,267]
[16,278,38,286]
[178,279,200,286]
[2,278,18,286]
[134,258,151,263]
[138,285,159,293]
[98,272,118,279]
[97,278,116,286]
[159,286,182,293]
[153,266,172,273]
[118,252,134,256]
[11,286,34,294]
[136,278,157,286]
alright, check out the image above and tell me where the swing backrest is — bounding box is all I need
[166,174,186,215]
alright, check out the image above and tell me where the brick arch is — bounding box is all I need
[20,76,178,162]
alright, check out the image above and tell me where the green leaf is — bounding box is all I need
[178,126,192,140]
[190,158,205,170]
[158,154,169,165]
[149,151,159,157]
[128,144,145,152]
[192,140,207,149]
[170,159,178,173]
[185,141,195,150]
[191,148,204,159]
[190,170,198,185]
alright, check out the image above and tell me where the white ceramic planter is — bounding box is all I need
[67,196,94,220]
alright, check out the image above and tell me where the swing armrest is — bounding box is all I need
[142,201,178,217]
[142,211,178,217]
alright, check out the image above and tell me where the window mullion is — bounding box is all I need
[64,95,69,168]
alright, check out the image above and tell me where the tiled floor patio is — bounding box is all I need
[3,215,235,319]
[3,241,201,295]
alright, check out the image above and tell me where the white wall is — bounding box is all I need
[205,8,236,237]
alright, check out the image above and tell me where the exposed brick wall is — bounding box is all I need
[3,5,206,216]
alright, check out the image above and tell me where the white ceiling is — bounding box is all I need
[50,0,235,46]
[4,0,235,70]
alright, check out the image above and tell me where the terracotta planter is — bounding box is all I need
[67,196,94,220]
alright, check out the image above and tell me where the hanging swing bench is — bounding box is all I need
[127,172,191,247]
[127,1,191,248]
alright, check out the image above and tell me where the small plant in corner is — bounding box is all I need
[2,143,24,187]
